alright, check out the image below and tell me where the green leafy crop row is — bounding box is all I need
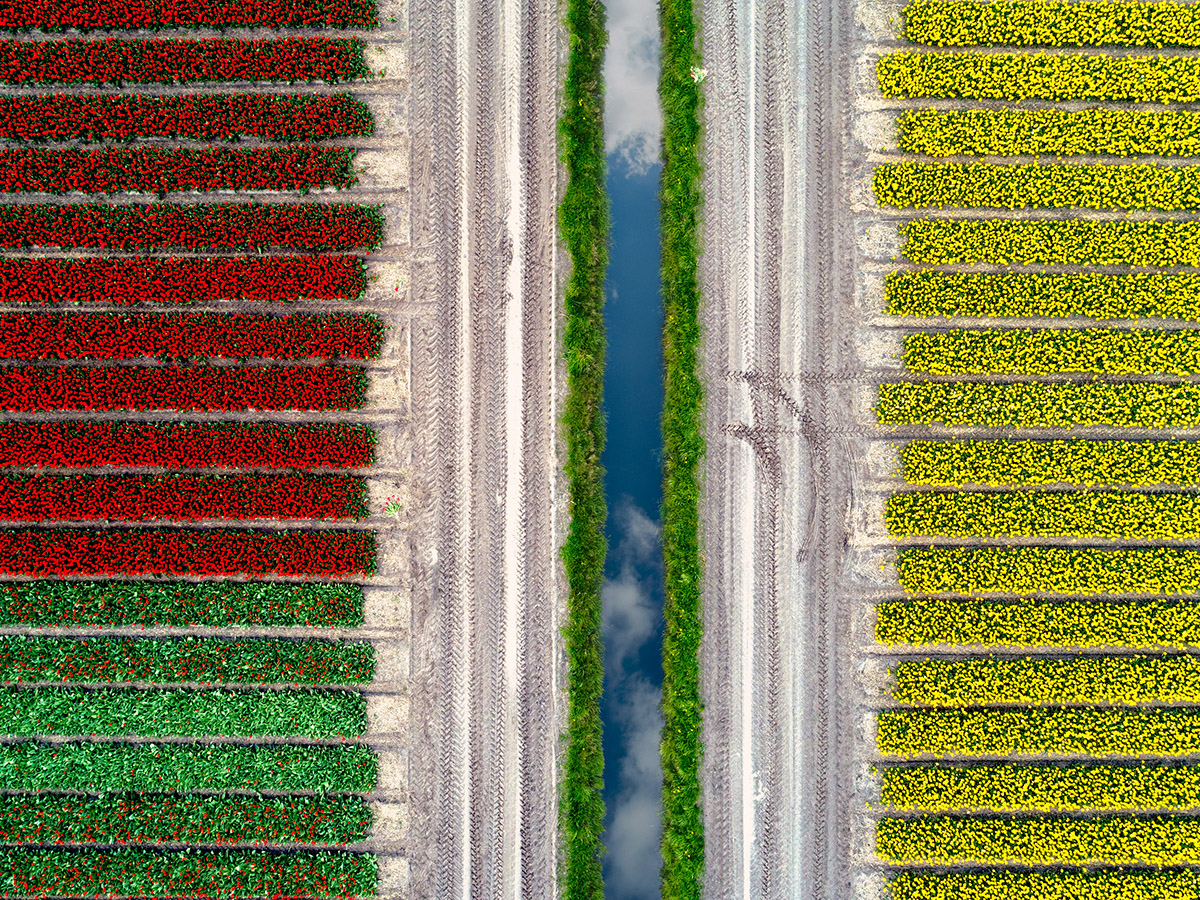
[0,686,365,738]
[904,0,1200,48]
[0,635,373,684]
[880,761,1200,812]
[0,741,376,793]
[896,546,1200,597]
[901,218,1200,266]
[886,271,1200,320]
[897,108,1200,158]
[891,654,1200,706]
[876,162,1200,211]
[876,381,1200,428]
[879,50,1200,101]
[886,489,1200,539]
[899,439,1200,486]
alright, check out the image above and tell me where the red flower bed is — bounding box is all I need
[0,313,383,359]
[0,365,367,410]
[0,94,372,142]
[0,37,369,85]
[0,256,366,304]
[0,422,374,469]
[0,473,365,521]
[0,204,383,251]
[1,0,377,30]
[0,527,375,577]
[0,147,355,194]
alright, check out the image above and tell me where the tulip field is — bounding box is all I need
[873,2,1200,898]
[0,0,385,896]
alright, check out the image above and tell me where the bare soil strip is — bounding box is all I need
[405,0,563,897]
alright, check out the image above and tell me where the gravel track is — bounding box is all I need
[699,0,857,895]
[405,0,562,897]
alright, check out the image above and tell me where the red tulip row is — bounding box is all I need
[0,94,372,143]
[0,313,383,359]
[0,203,383,251]
[0,421,374,469]
[1,0,377,31]
[0,37,369,85]
[0,473,366,521]
[0,365,367,410]
[0,147,356,194]
[0,256,367,304]
[0,528,375,577]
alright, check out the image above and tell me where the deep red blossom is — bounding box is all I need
[0,94,373,142]
[0,422,374,469]
[0,313,383,359]
[0,256,366,304]
[0,473,366,521]
[0,37,369,85]
[0,365,367,410]
[0,527,375,576]
[0,204,383,251]
[0,0,377,30]
[0,147,356,194]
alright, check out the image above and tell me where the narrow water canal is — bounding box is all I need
[599,3,664,895]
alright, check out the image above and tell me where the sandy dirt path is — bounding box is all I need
[404,0,563,897]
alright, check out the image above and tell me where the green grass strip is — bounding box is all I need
[0,847,375,897]
[0,580,363,627]
[879,813,1200,865]
[897,546,1200,596]
[891,654,1200,706]
[886,271,1200,320]
[0,636,373,684]
[887,489,1200,539]
[901,218,1200,267]
[878,706,1200,757]
[558,0,608,896]
[876,598,1200,647]
[880,762,1200,812]
[0,686,365,738]
[876,381,1200,428]
[877,162,1200,211]
[897,108,1200,158]
[891,870,1200,900]
[659,0,705,897]
[899,440,1200,487]
[0,742,376,792]
[904,328,1200,375]
[903,0,1200,48]
[0,793,370,845]
[878,51,1200,102]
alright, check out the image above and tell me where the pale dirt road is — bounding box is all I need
[404,0,564,897]
[699,0,861,896]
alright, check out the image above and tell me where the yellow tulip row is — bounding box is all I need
[887,271,1200,321]
[902,218,1200,266]
[877,598,1200,648]
[904,328,1200,375]
[896,546,1200,596]
[880,762,1200,811]
[878,50,1200,101]
[879,813,1200,865]
[891,870,1200,900]
[904,0,1200,48]
[876,162,1200,211]
[886,489,1200,539]
[891,654,1200,706]
[899,439,1200,487]
[878,706,1200,758]
[897,108,1200,158]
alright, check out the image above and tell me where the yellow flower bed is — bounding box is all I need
[891,869,1200,900]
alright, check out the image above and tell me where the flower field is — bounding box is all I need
[0,4,384,893]
[872,0,1200,892]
